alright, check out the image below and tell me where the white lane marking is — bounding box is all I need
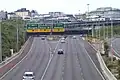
[0,39,35,80]
[40,54,53,80]
[61,55,65,80]
[83,45,105,80]
[82,78,84,80]
[77,38,105,80]
[40,39,61,80]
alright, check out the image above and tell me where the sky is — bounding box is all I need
[0,0,120,14]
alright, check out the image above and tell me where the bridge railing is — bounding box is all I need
[0,36,34,78]
[88,42,117,80]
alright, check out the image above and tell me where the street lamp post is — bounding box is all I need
[50,19,53,36]
[87,4,90,37]
[110,18,113,61]
[16,22,19,52]
[87,4,90,19]
[103,22,105,40]
[0,20,2,62]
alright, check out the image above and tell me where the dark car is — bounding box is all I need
[41,37,45,40]
[58,49,64,54]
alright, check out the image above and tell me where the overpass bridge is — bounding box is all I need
[63,20,120,27]
[25,20,120,38]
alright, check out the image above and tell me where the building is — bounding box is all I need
[15,8,31,19]
[0,10,7,20]
[8,12,22,19]
[66,14,77,22]
[88,7,120,20]
[49,12,65,17]
[74,14,87,21]
[23,16,31,21]
[31,10,39,17]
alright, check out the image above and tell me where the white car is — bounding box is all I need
[61,40,65,43]
[73,36,76,39]
[23,72,35,80]
[61,37,65,40]
[58,49,64,54]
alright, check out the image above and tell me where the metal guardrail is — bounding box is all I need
[112,48,120,60]
[88,42,117,80]
[0,36,34,78]
[0,36,32,67]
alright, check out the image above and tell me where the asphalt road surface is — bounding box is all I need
[112,38,120,56]
[1,37,50,80]
[42,36,104,80]
[1,36,104,80]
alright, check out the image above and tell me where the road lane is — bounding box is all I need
[1,37,50,80]
[112,38,120,56]
[42,41,66,80]
[1,36,104,80]
[73,37,104,80]
[42,36,103,80]
[63,38,83,80]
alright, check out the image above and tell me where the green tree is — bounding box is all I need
[1,20,25,60]
[104,41,109,57]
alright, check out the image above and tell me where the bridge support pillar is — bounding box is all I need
[25,33,29,41]
[92,26,94,37]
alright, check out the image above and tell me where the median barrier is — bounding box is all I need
[88,42,117,80]
[112,48,120,60]
[0,36,34,78]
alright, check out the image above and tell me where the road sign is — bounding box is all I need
[26,29,39,32]
[27,24,38,27]
[38,29,51,32]
[26,29,51,33]
[52,28,65,32]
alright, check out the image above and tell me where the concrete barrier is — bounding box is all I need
[88,42,117,80]
[112,48,120,60]
[0,36,34,77]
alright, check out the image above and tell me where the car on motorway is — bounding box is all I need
[23,72,35,80]
[61,39,65,43]
[61,37,65,40]
[73,36,76,39]
[64,35,67,38]
[41,37,45,40]
[57,49,64,54]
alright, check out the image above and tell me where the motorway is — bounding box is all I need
[112,38,120,56]
[1,36,104,80]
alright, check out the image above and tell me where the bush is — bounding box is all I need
[1,20,25,60]
[104,41,110,56]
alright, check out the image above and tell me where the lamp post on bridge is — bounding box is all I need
[110,18,113,61]
[87,4,90,37]
[0,20,2,62]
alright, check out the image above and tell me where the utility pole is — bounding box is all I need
[92,24,94,37]
[16,20,19,52]
[106,21,108,40]
[0,20,2,62]
[98,19,101,53]
[87,4,90,37]
[50,19,53,36]
[110,18,113,61]
[103,23,105,40]
[87,4,90,20]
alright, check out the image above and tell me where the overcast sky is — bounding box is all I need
[0,0,119,14]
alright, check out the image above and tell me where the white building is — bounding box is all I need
[88,7,120,20]
[7,13,22,19]
[49,12,65,17]
[0,10,7,20]
[15,8,30,19]
[23,16,31,21]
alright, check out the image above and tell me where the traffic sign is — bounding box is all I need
[52,28,65,32]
